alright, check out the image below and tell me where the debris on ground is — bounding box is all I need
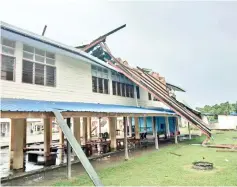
[169,152,182,156]
[216,149,237,152]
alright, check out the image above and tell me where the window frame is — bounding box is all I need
[1,37,16,82]
[1,54,16,82]
[91,65,109,94]
[22,44,56,87]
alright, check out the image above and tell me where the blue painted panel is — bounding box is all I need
[169,117,176,134]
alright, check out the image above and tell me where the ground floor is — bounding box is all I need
[2,130,236,186]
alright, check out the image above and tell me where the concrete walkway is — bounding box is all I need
[0,133,60,147]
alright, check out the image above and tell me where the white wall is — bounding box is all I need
[0,40,169,109]
[217,115,237,129]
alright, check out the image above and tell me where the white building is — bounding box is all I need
[0,22,172,109]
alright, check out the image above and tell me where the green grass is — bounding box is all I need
[53,131,237,186]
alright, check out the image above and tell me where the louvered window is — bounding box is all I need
[1,37,16,81]
[22,44,56,87]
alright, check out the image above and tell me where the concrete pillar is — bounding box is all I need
[82,117,88,145]
[165,116,170,138]
[129,117,132,137]
[66,118,72,179]
[175,117,178,144]
[134,117,140,139]
[143,117,147,132]
[153,117,159,150]
[98,117,101,137]
[44,118,52,157]
[9,119,26,170]
[123,117,129,160]
[109,117,117,150]
[87,117,91,140]
[58,127,64,164]
[73,118,81,144]
[188,122,191,140]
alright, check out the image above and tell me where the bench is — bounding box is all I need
[27,151,57,166]
[24,146,58,153]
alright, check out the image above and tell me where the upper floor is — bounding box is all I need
[0,22,182,109]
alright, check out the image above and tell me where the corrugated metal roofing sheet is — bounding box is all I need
[0,98,175,115]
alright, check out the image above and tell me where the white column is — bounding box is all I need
[175,117,178,144]
[109,117,117,150]
[129,117,132,137]
[153,117,159,150]
[188,122,191,140]
[124,117,129,160]
[165,116,170,138]
[9,119,26,170]
[134,117,140,139]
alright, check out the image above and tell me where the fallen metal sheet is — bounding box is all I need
[53,110,103,186]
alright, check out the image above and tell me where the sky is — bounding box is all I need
[0,0,236,108]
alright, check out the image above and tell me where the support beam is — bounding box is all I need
[165,116,170,138]
[98,117,101,137]
[73,118,81,160]
[129,117,132,137]
[53,110,103,186]
[73,118,81,144]
[134,117,140,139]
[87,117,91,140]
[123,117,129,160]
[82,117,88,145]
[109,117,117,150]
[44,118,52,162]
[66,118,72,179]
[175,117,178,144]
[58,127,64,164]
[188,122,191,140]
[9,119,26,170]
[143,117,147,132]
[153,117,159,150]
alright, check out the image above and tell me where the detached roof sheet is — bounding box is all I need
[0,98,175,115]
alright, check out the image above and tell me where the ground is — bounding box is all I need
[53,130,237,186]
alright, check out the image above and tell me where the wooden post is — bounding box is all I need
[134,117,140,139]
[87,117,91,140]
[9,119,26,170]
[73,117,81,160]
[175,117,178,144]
[66,118,71,179]
[73,118,81,144]
[44,118,52,163]
[98,117,101,137]
[58,127,64,164]
[109,117,117,150]
[123,117,129,160]
[153,117,159,149]
[188,122,191,140]
[143,117,147,132]
[82,117,88,145]
[165,116,170,138]
[129,117,132,137]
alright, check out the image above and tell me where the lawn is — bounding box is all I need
[54,131,237,186]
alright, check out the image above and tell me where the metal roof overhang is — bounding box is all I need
[0,98,176,118]
[0,21,117,71]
